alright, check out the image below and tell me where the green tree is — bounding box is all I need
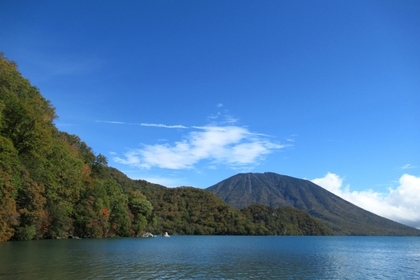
[14,167,48,240]
[0,136,20,241]
[129,190,153,235]
[0,54,56,159]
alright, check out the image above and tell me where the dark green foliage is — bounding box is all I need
[0,54,142,241]
[0,54,56,159]
[241,204,333,235]
[0,136,20,241]
[128,190,153,234]
[132,185,263,235]
[15,167,48,240]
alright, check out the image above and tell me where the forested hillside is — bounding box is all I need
[0,54,154,241]
[108,168,332,235]
[0,54,335,241]
[241,204,333,235]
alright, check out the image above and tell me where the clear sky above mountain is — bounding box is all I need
[1,0,419,228]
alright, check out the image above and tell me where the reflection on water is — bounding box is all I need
[0,236,419,279]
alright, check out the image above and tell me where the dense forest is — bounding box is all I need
[127,176,333,235]
[0,53,156,241]
[240,204,333,235]
[0,54,337,241]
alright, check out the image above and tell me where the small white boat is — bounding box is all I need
[163,232,170,237]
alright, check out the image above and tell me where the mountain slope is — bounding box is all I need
[127,176,333,236]
[207,172,420,235]
[241,204,333,235]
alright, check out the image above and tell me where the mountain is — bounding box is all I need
[207,172,420,235]
[0,54,350,240]
[127,176,332,236]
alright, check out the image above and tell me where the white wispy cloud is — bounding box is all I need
[139,123,188,129]
[207,105,238,125]
[285,134,297,143]
[312,172,420,229]
[113,125,284,170]
[96,120,187,129]
[96,120,125,124]
[399,164,417,170]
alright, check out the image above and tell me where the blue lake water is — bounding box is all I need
[0,236,419,279]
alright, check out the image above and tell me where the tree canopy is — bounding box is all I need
[0,53,344,241]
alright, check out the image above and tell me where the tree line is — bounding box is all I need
[0,54,331,241]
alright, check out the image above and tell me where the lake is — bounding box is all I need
[0,236,419,279]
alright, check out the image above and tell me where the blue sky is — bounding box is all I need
[1,1,419,227]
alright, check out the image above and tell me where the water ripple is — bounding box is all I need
[1,236,419,279]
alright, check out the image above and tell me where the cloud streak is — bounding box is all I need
[96,120,187,129]
[113,125,284,170]
[312,172,420,229]
[140,123,188,129]
[399,164,418,170]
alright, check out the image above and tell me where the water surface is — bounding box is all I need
[1,236,419,279]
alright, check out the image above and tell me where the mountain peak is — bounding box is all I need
[207,172,420,235]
